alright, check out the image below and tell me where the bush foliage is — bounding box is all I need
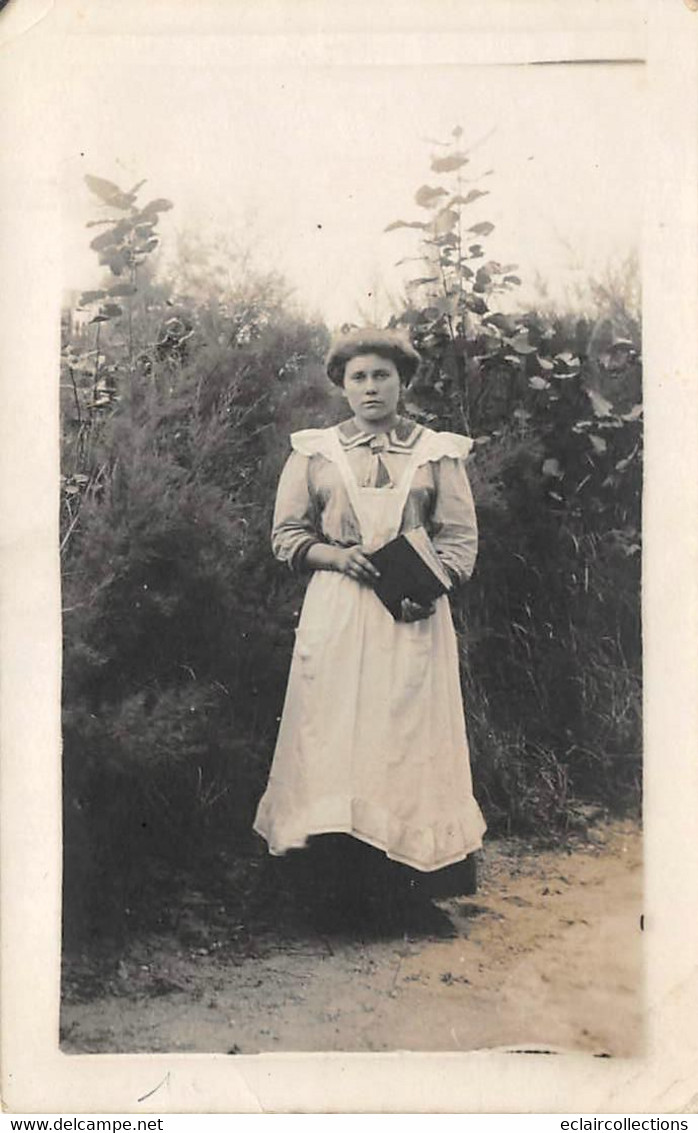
[61,166,641,942]
[382,131,641,830]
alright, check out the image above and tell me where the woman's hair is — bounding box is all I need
[325,328,421,388]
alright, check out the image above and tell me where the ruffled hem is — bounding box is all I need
[289,426,473,466]
[253,793,486,873]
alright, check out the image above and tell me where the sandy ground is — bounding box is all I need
[61,818,643,1057]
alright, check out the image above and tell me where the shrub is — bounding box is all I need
[61,184,331,939]
[383,131,642,827]
[61,167,641,947]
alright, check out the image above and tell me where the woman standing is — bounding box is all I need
[254,328,485,911]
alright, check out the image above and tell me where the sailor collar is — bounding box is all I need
[337,417,424,453]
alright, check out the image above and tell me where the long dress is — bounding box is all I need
[253,417,486,872]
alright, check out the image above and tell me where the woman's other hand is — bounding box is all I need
[333,545,381,585]
[399,597,436,623]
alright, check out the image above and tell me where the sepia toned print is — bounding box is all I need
[57,57,642,1058]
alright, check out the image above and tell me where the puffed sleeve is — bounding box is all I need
[429,456,478,584]
[271,451,322,570]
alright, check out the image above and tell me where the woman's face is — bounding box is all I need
[342,352,401,431]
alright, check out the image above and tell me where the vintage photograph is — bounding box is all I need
[53,25,645,1059]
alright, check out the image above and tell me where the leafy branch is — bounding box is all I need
[60,175,175,553]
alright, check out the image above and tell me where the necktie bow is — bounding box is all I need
[365,433,393,488]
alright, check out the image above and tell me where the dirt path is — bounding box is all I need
[61,819,642,1056]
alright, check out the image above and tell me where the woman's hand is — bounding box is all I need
[399,597,436,623]
[333,545,381,586]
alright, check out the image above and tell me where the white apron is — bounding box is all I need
[253,428,486,871]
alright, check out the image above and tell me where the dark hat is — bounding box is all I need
[325,327,421,387]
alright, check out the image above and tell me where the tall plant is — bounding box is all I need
[384,126,526,434]
[383,130,643,820]
[79,174,173,361]
[61,177,174,553]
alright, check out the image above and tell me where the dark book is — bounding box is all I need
[367,526,452,620]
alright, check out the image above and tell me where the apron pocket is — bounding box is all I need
[398,620,432,692]
[294,625,325,681]
[293,573,345,681]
